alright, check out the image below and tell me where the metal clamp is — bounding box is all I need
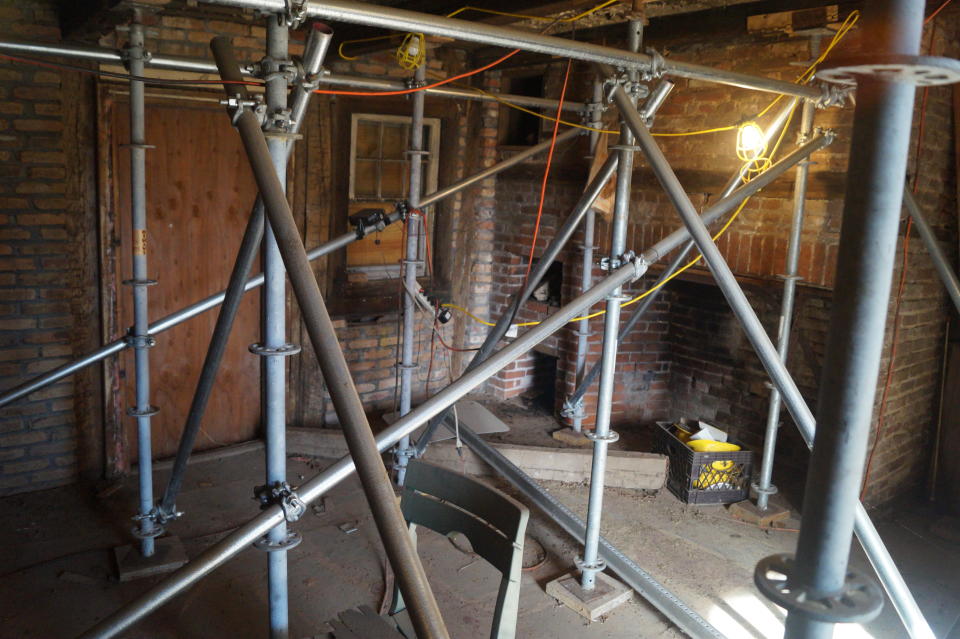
[120,47,153,70]
[404,76,427,90]
[751,481,778,498]
[122,278,158,287]
[254,530,302,552]
[254,481,307,522]
[642,47,666,81]
[124,334,156,349]
[575,555,606,575]
[282,0,308,28]
[560,397,584,420]
[131,509,165,539]
[818,54,960,87]
[249,342,302,357]
[221,95,267,127]
[754,553,884,624]
[585,429,619,443]
[600,250,636,271]
[126,405,159,418]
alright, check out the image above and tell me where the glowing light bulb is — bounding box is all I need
[736,121,766,161]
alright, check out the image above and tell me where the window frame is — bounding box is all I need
[347,112,441,279]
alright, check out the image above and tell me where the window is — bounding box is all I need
[347,113,441,280]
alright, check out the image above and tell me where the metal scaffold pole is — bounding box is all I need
[157,22,333,521]
[781,1,924,636]
[124,11,159,557]
[395,56,427,485]
[256,15,298,638]
[755,60,818,511]
[568,77,603,434]
[904,187,960,315]
[603,47,934,638]
[80,258,644,639]
[579,19,642,592]
[210,36,450,639]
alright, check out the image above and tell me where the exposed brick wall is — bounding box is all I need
[478,10,959,507]
[0,1,91,495]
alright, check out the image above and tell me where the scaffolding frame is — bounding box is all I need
[0,1,952,637]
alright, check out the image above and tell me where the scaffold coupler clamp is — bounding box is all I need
[131,508,166,539]
[631,254,650,281]
[124,332,156,350]
[120,43,152,70]
[641,48,666,82]
[154,502,184,525]
[281,0,308,28]
[754,553,883,624]
[253,482,305,551]
[349,207,392,239]
[560,396,585,421]
[222,94,266,127]
[600,250,636,272]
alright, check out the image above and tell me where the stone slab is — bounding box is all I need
[545,571,632,621]
[383,400,510,443]
[114,536,188,582]
[551,427,593,447]
[728,499,792,527]
[288,428,667,490]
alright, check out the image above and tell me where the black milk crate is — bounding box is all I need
[653,422,753,505]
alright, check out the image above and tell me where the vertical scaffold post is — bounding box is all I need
[396,53,427,485]
[125,11,159,557]
[782,1,923,636]
[579,19,642,592]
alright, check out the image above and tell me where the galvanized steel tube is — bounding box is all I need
[904,188,960,316]
[570,78,604,433]
[262,17,292,638]
[786,1,924,635]
[158,23,332,520]
[609,75,933,639]
[581,20,642,591]
[755,99,815,511]
[80,258,641,639]
[413,153,619,456]
[199,0,821,100]
[211,36,449,639]
[396,61,427,485]
[418,128,580,209]
[125,16,157,557]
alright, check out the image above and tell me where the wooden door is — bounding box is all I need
[104,90,261,465]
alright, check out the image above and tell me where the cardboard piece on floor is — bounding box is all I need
[383,400,509,442]
[114,536,187,582]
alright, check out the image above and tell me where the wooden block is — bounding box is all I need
[546,571,632,621]
[728,499,791,527]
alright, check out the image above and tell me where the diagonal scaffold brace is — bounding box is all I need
[209,36,450,639]
[602,63,935,639]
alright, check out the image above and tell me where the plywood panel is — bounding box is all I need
[110,96,261,462]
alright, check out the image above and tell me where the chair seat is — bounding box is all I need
[324,605,406,639]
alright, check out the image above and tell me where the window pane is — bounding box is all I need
[381,161,405,199]
[356,120,379,158]
[354,159,378,198]
[381,123,406,159]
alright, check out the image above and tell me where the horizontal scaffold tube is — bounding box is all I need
[78,259,644,639]
[0,39,586,112]
[0,220,392,409]
[199,0,822,100]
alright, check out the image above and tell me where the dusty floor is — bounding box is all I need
[0,426,957,638]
